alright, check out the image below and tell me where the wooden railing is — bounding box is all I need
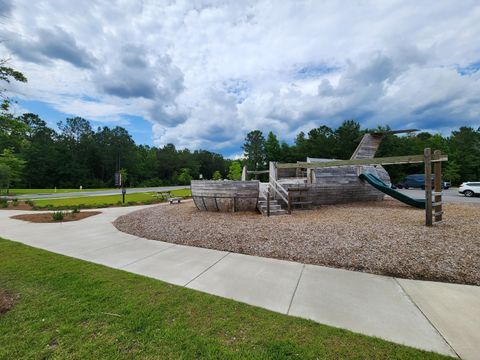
[269,176,288,206]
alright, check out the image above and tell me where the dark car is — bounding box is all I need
[396,174,450,190]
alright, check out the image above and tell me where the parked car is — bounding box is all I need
[458,182,480,197]
[396,174,451,190]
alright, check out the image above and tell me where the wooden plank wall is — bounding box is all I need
[191,180,260,212]
[277,168,297,179]
[278,165,391,207]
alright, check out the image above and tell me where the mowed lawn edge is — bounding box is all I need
[0,238,452,359]
[9,188,113,195]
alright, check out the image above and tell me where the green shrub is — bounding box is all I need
[0,198,8,208]
[12,198,18,206]
[25,200,34,207]
[51,211,64,221]
[71,207,80,216]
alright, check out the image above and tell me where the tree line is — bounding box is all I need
[242,122,480,184]
[1,111,234,189]
[1,63,479,190]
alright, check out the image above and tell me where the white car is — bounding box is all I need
[458,182,480,197]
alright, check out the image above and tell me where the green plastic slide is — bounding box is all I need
[359,173,425,209]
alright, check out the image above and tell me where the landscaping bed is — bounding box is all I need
[114,200,480,285]
[11,211,101,223]
[0,202,33,210]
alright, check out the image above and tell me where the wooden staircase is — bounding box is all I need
[257,196,287,216]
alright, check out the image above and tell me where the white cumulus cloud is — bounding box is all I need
[1,0,480,155]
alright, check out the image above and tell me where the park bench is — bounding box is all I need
[156,192,171,200]
[168,197,182,204]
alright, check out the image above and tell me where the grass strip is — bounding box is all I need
[0,238,451,359]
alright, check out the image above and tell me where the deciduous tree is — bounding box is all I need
[227,161,242,180]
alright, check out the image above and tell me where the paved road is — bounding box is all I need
[15,186,189,200]
[2,205,480,358]
[397,188,480,205]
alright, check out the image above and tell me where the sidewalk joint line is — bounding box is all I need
[287,263,305,315]
[119,243,177,269]
[184,252,231,287]
[77,237,134,256]
[393,278,459,358]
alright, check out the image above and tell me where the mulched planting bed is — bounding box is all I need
[0,203,33,210]
[0,289,15,315]
[11,211,101,223]
[114,200,480,285]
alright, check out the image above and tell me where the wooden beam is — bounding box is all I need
[425,148,433,226]
[371,129,419,135]
[276,154,448,169]
[246,170,269,174]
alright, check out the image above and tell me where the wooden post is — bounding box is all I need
[267,186,270,217]
[241,166,247,181]
[424,148,433,226]
[269,161,276,181]
[288,191,292,214]
[295,167,301,178]
[433,150,443,223]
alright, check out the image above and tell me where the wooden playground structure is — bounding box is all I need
[243,130,448,226]
[190,129,448,226]
[267,147,447,226]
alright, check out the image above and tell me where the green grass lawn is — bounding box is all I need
[10,188,112,195]
[32,189,191,209]
[0,238,450,360]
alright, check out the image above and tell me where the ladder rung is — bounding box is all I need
[432,191,443,195]
[433,211,444,216]
[433,220,444,225]
[432,202,443,206]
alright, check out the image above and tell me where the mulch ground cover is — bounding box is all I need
[114,200,480,285]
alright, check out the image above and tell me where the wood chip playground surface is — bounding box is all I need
[114,199,480,286]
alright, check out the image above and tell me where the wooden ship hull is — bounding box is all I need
[191,180,259,212]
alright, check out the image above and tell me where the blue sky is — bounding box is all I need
[17,99,156,146]
[2,0,480,158]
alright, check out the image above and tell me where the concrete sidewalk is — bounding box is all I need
[1,205,479,359]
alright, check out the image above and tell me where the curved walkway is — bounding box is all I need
[1,204,479,359]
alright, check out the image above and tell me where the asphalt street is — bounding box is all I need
[397,188,480,205]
